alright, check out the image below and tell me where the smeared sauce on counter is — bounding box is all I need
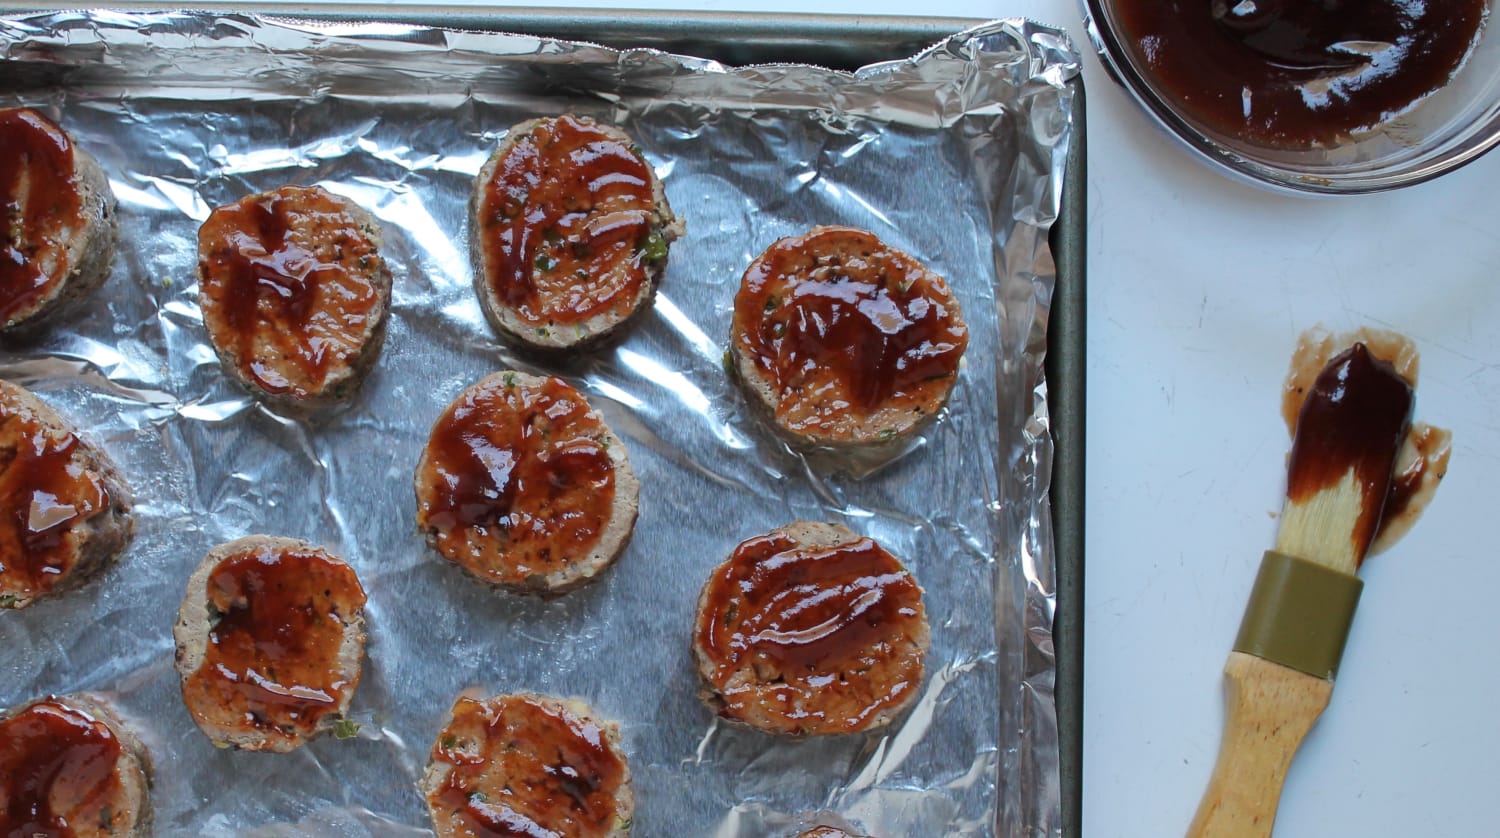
[197,185,386,398]
[732,227,968,443]
[427,694,628,838]
[416,374,615,585]
[181,544,366,746]
[1283,327,1450,556]
[0,699,123,837]
[0,381,111,604]
[695,531,927,735]
[1111,0,1489,148]
[0,108,82,324]
[477,115,661,327]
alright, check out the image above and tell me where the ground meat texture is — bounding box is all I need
[731,226,968,447]
[423,693,632,838]
[197,185,391,404]
[0,696,150,838]
[693,523,929,736]
[0,108,116,334]
[175,538,367,752]
[0,380,131,610]
[470,115,681,350]
[415,371,636,593]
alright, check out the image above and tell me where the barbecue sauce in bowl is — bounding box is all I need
[1109,0,1489,148]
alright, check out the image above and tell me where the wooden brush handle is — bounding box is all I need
[1187,651,1334,838]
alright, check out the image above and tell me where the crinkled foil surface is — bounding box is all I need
[0,11,1077,837]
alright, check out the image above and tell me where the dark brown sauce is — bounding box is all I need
[431,695,625,838]
[0,108,81,323]
[1111,0,1488,148]
[417,375,615,580]
[0,698,123,838]
[735,228,967,428]
[1286,343,1413,563]
[0,388,109,599]
[182,545,365,742]
[479,115,657,326]
[198,187,383,396]
[697,532,925,729]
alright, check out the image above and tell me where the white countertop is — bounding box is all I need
[1,0,1488,832]
[398,1,1500,834]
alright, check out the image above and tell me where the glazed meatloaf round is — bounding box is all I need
[693,522,929,736]
[173,536,367,753]
[0,379,133,610]
[0,693,152,837]
[422,693,633,838]
[414,371,638,594]
[0,107,118,336]
[197,184,392,406]
[470,114,683,351]
[730,226,969,448]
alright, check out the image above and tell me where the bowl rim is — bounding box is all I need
[1080,0,1500,195]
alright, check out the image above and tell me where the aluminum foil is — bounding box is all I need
[0,11,1078,837]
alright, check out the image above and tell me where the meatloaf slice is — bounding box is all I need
[470,114,683,351]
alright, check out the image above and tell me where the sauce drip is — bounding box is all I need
[197,187,384,397]
[417,375,615,583]
[0,108,82,323]
[430,695,626,838]
[181,545,366,744]
[0,699,124,838]
[0,386,110,601]
[1111,0,1488,148]
[734,228,967,437]
[478,115,658,326]
[1286,343,1413,562]
[696,532,926,732]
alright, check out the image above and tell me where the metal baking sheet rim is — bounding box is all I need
[0,8,1088,837]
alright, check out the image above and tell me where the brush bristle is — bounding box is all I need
[1275,470,1362,574]
[1279,343,1412,571]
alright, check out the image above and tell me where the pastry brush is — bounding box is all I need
[1187,342,1413,837]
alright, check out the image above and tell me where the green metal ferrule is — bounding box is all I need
[1233,550,1364,680]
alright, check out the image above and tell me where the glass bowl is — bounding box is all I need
[1083,0,1500,194]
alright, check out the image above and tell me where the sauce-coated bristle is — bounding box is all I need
[1276,343,1413,571]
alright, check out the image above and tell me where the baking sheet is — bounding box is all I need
[0,10,1079,836]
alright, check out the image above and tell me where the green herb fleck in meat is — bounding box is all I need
[640,230,668,262]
